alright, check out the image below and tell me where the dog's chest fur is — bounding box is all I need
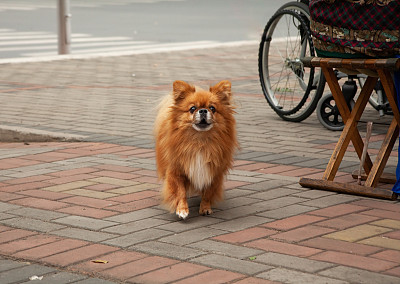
[187,152,212,191]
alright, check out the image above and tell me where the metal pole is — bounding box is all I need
[57,0,71,54]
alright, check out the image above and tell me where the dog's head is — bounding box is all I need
[171,80,233,132]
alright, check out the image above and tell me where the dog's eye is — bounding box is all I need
[209,106,216,113]
[189,106,197,113]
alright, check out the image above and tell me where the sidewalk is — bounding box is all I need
[0,44,399,284]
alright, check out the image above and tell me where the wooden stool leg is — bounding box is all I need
[365,119,399,187]
[321,67,376,180]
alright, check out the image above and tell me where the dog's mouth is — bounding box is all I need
[193,118,213,131]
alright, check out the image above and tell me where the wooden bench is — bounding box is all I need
[299,57,400,200]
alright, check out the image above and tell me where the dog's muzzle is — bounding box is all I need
[193,108,213,131]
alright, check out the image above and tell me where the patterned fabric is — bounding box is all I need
[309,0,400,58]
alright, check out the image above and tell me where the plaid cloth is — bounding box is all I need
[309,0,400,57]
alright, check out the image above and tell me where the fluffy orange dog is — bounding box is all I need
[155,80,238,219]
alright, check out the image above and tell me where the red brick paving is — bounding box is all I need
[41,244,119,267]
[129,262,211,284]
[0,141,399,283]
[262,215,326,231]
[270,225,336,242]
[308,204,369,218]
[173,269,245,284]
[57,205,118,218]
[299,237,382,256]
[12,238,88,260]
[69,250,148,274]
[101,256,178,281]
[310,251,398,272]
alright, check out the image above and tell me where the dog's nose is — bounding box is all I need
[199,109,208,114]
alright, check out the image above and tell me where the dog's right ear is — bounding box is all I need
[173,80,195,103]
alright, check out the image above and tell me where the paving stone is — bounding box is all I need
[52,227,118,242]
[255,252,335,273]
[310,251,397,272]
[258,204,319,219]
[19,271,87,284]
[0,263,56,284]
[173,269,245,284]
[192,254,273,275]
[359,236,400,250]
[324,224,393,242]
[1,217,66,233]
[188,240,264,259]
[102,218,170,234]
[156,216,225,232]
[133,241,205,260]
[257,268,347,284]
[0,258,28,272]
[8,207,67,221]
[102,228,172,247]
[69,277,118,284]
[53,216,118,230]
[104,208,164,223]
[0,202,21,212]
[209,216,272,232]
[319,265,400,284]
[240,180,294,191]
[159,227,226,245]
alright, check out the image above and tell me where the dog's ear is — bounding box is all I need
[210,80,231,104]
[173,80,195,103]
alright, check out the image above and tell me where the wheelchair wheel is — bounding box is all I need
[317,93,355,131]
[258,3,325,122]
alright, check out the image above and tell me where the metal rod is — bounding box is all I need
[358,121,373,185]
[57,0,71,54]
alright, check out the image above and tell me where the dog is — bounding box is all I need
[154,80,238,219]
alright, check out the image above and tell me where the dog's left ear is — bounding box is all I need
[210,80,231,104]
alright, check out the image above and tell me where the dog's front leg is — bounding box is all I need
[199,174,224,216]
[164,172,189,219]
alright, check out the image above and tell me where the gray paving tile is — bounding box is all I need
[159,227,226,245]
[319,265,400,284]
[257,204,319,219]
[52,227,117,242]
[104,208,164,223]
[53,216,117,230]
[191,254,272,275]
[257,268,347,284]
[0,263,55,284]
[133,241,205,260]
[188,240,264,259]
[209,216,271,232]
[1,217,66,233]
[255,252,335,273]
[8,207,67,221]
[102,228,172,247]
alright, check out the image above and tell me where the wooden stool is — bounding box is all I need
[299,57,400,200]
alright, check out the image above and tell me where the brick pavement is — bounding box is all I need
[0,44,399,283]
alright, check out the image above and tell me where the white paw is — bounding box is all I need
[176,209,189,219]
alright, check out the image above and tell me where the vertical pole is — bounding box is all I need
[58,0,71,54]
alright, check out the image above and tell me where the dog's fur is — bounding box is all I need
[154,80,238,219]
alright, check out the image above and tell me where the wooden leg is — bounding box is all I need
[321,67,376,180]
[365,119,399,187]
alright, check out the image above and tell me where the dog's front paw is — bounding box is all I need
[176,208,189,219]
[199,204,213,216]
[176,200,189,219]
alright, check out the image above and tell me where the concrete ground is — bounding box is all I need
[0,44,399,284]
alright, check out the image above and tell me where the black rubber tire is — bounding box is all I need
[258,2,325,122]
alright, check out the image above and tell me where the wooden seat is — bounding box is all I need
[299,57,400,200]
